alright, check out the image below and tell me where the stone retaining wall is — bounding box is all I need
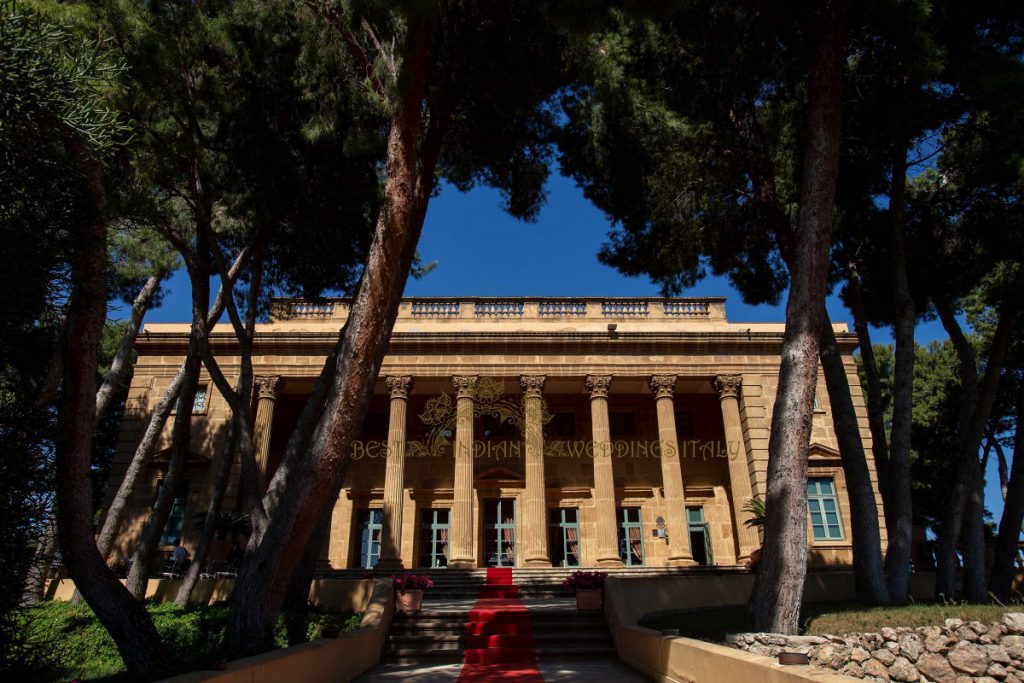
[728,613,1024,683]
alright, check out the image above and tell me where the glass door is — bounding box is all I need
[484,499,516,567]
[548,508,581,567]
[419,508,450,568]
[686,506,714,566]
[356,509,383,569]
[617,506,645,566]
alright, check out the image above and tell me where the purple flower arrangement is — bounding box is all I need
[561,570,607,591]
[392,573,435,593]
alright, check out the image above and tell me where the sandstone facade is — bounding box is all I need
[105,296,883,571]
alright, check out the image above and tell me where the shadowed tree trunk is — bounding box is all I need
[22,517,58,605]
[94,273,163,421]
[884,139,915,604]
[845,268,893,528]
[227,14,446,652]
[820,313,889,604]
[750,0,850,634]
[989,391,1024,602]
[934,298,1015,601]
[174,407,239,607]
[55,141,166,677]
[124,344,202,599]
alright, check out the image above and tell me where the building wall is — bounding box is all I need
[102,297,886,571]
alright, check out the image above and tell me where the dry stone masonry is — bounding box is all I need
[728,613,1024,683]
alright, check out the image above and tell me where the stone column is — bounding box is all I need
[252,376,282,491]
[449,376,478,569]
[521,375,551,567]
[650,375,695,566]
[587,375,625,568]
[378,376,412,570]
[714,374,761,564]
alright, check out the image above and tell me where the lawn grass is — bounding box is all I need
[18,600,361,682]
[639,601,1022,643]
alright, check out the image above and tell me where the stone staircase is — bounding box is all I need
[319,565,745,600]
[384,606,615,665]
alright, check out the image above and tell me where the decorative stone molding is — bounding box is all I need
[255,376,282,401]
[385,376,413,400]
[452,375,479,399]
[713,374,743,400]
[649,375,677,399]
[520,375,546,399]
[585,375,612,399]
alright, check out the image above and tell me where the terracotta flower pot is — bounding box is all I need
[397,588,424,613]
[576,587,602,611]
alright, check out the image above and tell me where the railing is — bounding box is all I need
[475,301,524,318]
[664,300,710,318]
[601,301,649,318]
[270,297,725,322]
[411,300,460,318]
[284,301,336,320]
[538,301,587,317]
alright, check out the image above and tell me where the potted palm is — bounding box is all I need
[393,574,434,613]
[562,570,606,610]
[743,497,766,568]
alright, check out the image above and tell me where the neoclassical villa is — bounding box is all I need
[107,296,884,572]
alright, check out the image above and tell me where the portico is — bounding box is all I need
[105,296,885,573]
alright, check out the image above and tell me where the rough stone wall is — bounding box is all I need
[728,613,1024,683]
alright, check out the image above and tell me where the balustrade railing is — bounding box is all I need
[601,300,649,318]
[271,296,723,322]
[538,301,587,317]
[475,301,524,318]
[663,300,711,318]
[411,300,460,318]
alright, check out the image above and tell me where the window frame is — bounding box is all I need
[807,477,845,542]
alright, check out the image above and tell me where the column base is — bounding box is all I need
[523,555,552,568]
[448,558,476,569]
[375,558,404,571]
[595,555,625,569]
[667,556,698,568]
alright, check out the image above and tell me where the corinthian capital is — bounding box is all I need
[585,375,612,399]
[520,375,546,399]
[255,376,282,401]
[386,376,413,400]
[649,375,677,399]
[713,374,742,400]
[452,375,479,399]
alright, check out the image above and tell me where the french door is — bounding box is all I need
[484,499,516,567]
[617,506,645,566]
[686,506,714,566]
[549,508,581,567]
[356,509,383,569]
[419,508,450,568]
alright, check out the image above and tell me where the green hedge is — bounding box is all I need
[19,601,361,682]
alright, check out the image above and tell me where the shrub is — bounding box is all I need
[562,570,606,591]
[392,574,434,593]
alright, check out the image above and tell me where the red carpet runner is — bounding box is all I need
[456,568,544,682]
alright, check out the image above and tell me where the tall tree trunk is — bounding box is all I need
[934,299,1015,601]
[22,516,58,605]
[884,139,915,603]
[750,0,850,634]
[227,15,444,653]
[124,346,202,599]
[989,391,1024,602]
[819,313,889,604]
[93,358,190,561]
[174,408,240,607]
[95,273,162,421]
[55,142,166,677]
[845,269,893,524]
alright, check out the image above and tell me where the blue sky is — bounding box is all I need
[136,171,1006,522]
